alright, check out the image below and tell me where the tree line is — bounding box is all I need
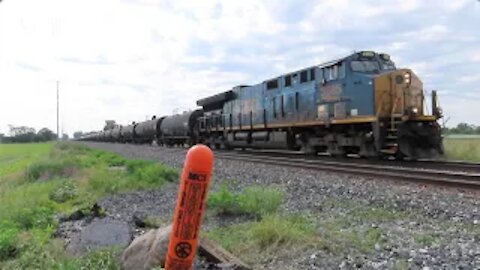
[443,123,480,135]
[0,126,68,143]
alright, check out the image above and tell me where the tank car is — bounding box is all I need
[121,122,137,143]
[196,51,443,159]
[104,129,113,142]
[158,110,203,146]
[133,116,165,144]
[111,126,123,143]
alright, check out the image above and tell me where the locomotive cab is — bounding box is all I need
[349,52,444,159]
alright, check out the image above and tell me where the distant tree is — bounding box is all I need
[446,123,480,135]
[9,125,36,137]
[73,131,83,139]
[455,123,475,134]
[62,134,69,141]
[37,128,56,142]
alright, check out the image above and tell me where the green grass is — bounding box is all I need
[444,137,480,162]
[0,143,52,177]
[207,214,318,264]
[208,183,283,218]
[0,142,178,269]
[414,233,439,247]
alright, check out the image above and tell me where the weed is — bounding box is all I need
[238,186,283,217]
[126,159,178,183]
[207,214,317,264]
[208,183,240,215]
[251,215,315,249]
[0,222,19,260]
[25,158,77,181]
[414,233,438,247]
[208,184,283,218]
[49,180,78,203]
[0,142,178,266]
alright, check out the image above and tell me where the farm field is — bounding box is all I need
[444,136,480,162]
[0,143,52,177]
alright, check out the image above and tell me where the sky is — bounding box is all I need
[0,0,479,136]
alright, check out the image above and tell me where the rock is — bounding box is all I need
[121,225,172,270]
[67,217,132,255]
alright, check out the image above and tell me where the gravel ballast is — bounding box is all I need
[74,142,480,269]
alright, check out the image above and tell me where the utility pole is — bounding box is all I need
[57,81,59,140]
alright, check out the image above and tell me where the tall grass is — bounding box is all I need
[208,183,283,218]
[444,137,480,162]
[207,214,317,264]
[0,142,178,267]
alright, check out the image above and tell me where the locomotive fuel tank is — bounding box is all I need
[159,110,203,146]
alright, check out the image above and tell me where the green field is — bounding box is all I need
[444,136,480,162]
[0,143,52,177]
[0,142,177,269]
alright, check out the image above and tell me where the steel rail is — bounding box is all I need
[213,151,480,189]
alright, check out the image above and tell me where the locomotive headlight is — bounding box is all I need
[411,107,418,114]
[404,72,411,84]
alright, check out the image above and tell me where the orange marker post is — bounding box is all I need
[165,144,214,270]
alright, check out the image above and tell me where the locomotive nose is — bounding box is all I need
[374,69,424,118]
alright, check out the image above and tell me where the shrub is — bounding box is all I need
[49,180,78,203]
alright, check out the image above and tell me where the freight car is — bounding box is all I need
[158,110,203,146]
[134,116,164,144]
[81,51,443,159]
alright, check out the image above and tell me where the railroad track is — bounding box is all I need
[212,150,480,189]
[86,142,480,188]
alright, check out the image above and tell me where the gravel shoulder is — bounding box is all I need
[77,142,480,269]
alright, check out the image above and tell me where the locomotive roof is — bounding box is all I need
[262,54,351,83]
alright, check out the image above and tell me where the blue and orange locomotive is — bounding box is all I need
[82,51,444,159]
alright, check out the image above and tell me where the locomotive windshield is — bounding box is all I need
[350,60,380,73]
[380,59,396,70]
